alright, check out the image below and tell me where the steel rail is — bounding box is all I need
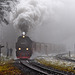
[20,60,50,75]
[20,60,67,75]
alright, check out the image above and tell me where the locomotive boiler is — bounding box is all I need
[16,32,32,59]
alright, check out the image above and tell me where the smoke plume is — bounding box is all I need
[11,0,48,33]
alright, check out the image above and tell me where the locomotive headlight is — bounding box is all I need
[26,48,28,50]
[23,35,25,38]
[19,48,21,50]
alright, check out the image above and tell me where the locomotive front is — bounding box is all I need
[16,32,32,59]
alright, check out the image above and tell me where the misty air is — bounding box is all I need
[0,0,75,75]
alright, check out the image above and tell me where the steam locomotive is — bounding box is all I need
[16,32,32,59]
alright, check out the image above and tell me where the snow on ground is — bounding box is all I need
[36,55,75,68]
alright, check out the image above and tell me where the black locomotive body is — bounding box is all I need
[16,35,32,59]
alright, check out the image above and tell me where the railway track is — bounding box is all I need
[14,59,44,75]
[14,58,75,75]
[55,54,75,62]
[20,60,49,75]
[20,59,68,75]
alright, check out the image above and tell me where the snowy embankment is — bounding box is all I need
[35,56,75,73]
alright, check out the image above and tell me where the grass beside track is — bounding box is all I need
[36,57,75,74]
[0,60,23,75]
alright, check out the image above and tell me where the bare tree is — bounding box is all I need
[0,0,17,25]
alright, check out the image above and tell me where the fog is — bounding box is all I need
[27,0,75,51]
[1,0,75,55]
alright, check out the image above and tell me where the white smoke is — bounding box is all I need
[10,0,64,33]
[11,0,49,33]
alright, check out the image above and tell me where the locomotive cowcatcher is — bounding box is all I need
[16,32,32,59]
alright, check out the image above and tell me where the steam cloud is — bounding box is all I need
[11,0,48,33]
[11,0,63,33]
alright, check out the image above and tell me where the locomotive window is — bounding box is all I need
[26,48,28,50]
[19,48,21,50]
